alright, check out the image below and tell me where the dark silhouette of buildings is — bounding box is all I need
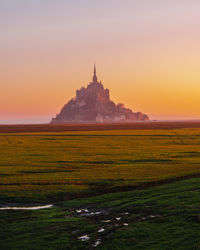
[51,65,149,123]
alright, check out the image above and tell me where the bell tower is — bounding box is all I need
[93,64,98,83]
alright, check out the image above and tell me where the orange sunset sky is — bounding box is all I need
[0,0,200,123]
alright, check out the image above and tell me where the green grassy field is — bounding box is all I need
[1,128,200,249]
[1,177,200,249]
[0,129,200,202]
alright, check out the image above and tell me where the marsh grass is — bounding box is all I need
[0,129,200,202]
[1,178,200,249]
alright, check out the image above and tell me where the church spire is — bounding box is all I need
[93,64,98,83]
[94,64,96,76]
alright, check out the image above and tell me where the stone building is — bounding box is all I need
[51,65,149,123]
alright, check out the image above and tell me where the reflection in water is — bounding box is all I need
[0,204,53,210]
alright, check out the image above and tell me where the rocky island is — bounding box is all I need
[51,66,149,123]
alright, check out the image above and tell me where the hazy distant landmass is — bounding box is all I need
[51,66,149,124]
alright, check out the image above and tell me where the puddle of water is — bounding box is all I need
[101,219,111,223]
[0,204,53,210]
[76,208,108,217]
[80,212,94,217]
[94,211,102,215]
[149,215,156,218]
[98,228,105,233]
[93,239,101,247]
[78,235,90,241]
[76,208,89,213]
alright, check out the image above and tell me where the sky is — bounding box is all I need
[0,0,200,124]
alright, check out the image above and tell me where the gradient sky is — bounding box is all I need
[1,0,200,123]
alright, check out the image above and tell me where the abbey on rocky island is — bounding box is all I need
[51,65,149,123]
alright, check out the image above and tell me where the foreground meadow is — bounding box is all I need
[0,129,200,202]
[1,178,200,249]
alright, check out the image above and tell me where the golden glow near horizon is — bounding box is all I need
[0,1,200,123]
